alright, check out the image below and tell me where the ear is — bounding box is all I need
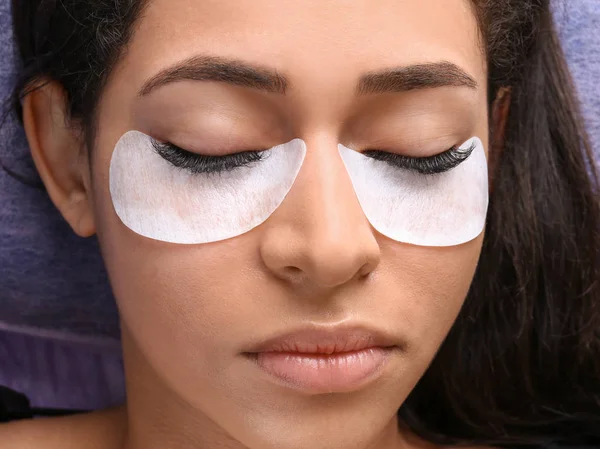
[489,86,511,191]
[21,80,96,237]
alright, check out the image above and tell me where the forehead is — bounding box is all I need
[121,0,484,91]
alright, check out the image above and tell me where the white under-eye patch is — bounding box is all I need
[109,131,488,248]
[109,130,306,244]
[338,137,489,247]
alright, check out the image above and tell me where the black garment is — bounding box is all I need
[0,385,87,423]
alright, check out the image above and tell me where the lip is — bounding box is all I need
[242,323,400,394]
[243,324,399,354]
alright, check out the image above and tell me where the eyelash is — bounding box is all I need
[151,140,265,175]
[152,139,475,175]
[363,143,476,175]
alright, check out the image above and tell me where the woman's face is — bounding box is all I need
[87,0,487,447]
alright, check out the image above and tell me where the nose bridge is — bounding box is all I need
[259,137,380,287]
[302,139,362,238]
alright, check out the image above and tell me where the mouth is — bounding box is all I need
[242,324,400,394]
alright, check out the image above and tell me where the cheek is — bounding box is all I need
[94,192,272,380]
[380,235,482,357]
[98,220,259,354]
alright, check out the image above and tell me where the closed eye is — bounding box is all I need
[151,139,266,175]
[363,142,476,175]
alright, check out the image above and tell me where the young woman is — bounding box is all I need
[1,0,598,448]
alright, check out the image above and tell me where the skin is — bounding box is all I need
[1,0,511,448]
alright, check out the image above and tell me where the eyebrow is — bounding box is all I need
[138,56,477,97]
[138,55,288,96]
[356,61,478,95]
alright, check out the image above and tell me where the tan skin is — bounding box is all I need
[0,0,511,448]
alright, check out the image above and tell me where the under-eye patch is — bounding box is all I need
[109,130,307,244]
[109,131,488,247]
[338,137,488,247]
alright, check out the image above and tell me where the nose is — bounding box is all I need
[259,138,381,288]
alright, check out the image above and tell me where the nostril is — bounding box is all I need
[283,266,303,275]
[279,266,306,283]
[358,261,376,279]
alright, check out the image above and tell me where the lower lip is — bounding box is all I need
[247,347,393,394]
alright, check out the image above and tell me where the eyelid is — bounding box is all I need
[150,137,267,157]
[153,139,236,159]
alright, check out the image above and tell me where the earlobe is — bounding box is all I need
[489,87,511,192]
[21,80,96,237]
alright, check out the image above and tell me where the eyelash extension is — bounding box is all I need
[151,139,265,175]
[363,142,476,175]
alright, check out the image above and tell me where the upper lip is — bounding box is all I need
[244,323,399,355]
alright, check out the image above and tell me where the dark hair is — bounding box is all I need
[10,0,145,143]
[8,0,600,446]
